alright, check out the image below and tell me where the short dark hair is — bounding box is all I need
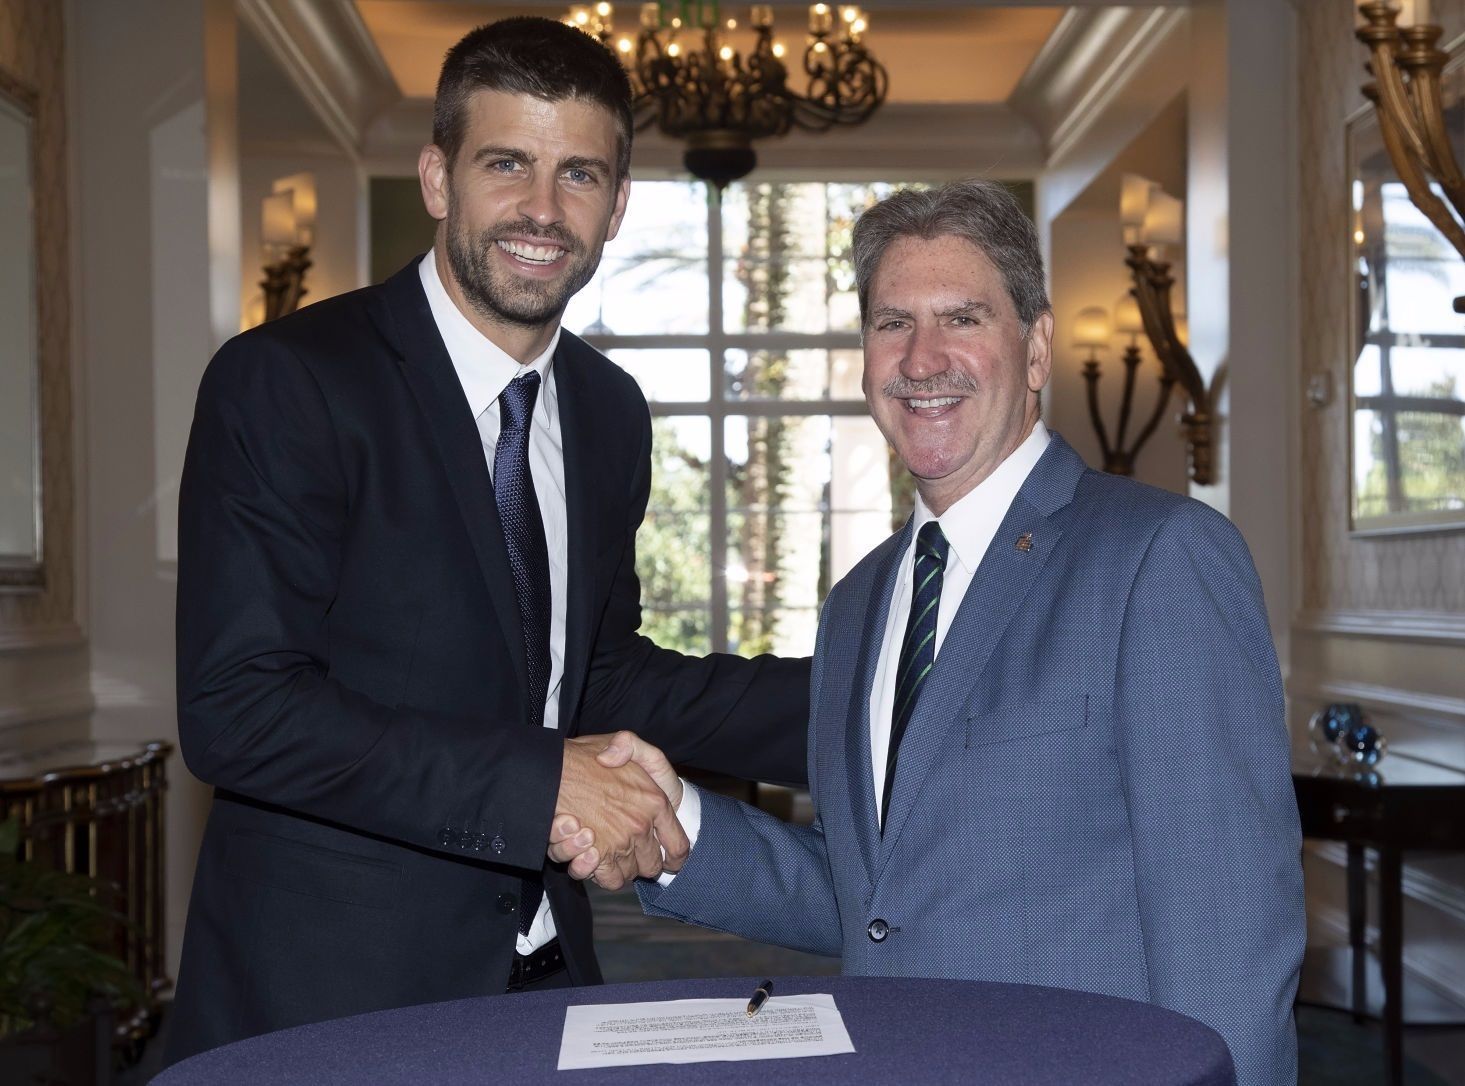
[433,17,635,180]
[853,180,1050,334]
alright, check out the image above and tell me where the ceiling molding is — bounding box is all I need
[1010,6,1187,163]
[236,0,400,155]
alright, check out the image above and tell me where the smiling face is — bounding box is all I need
[862,234,1053,515]
[419,89,630,344]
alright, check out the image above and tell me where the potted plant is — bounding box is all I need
[0,817,143,1086]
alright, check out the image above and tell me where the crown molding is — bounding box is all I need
[236,0,399,155]
[1010,6,1187,163]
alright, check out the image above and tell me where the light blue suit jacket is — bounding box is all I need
[641,434,1305,1086]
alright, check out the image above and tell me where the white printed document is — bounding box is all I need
[556,993,856,1070]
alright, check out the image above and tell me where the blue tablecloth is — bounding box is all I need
[154,975,1235,1085]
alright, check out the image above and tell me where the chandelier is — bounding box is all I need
[567,1,889,189]
[1356,1,1465,312]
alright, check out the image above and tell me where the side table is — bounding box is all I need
[0,740,174,1042]
[1292,747,1465,1086]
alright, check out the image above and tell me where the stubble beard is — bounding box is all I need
[445,200,604,331]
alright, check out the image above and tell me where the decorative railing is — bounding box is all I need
[0,740,173,1043]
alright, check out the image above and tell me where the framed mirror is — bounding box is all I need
[1347,70,1465,535]
[0,73,41,589]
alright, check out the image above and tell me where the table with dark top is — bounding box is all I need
[1292,747,1465,1086]
[153,975,1234,1085]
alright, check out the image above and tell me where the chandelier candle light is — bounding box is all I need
[1072,292,1176,477]
[259,172,316,323]
[566,1,889,189]
[1119,173,1216,486]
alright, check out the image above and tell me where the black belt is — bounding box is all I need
[506,938,565,991]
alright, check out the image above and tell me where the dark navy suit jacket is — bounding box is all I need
[644,434,1305,1086]
[167,260,809,1062]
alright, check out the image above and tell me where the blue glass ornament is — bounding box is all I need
[1308,703,1363,754]
[1341,723,1387,766]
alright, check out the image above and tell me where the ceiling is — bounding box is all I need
[353,1,1066,105]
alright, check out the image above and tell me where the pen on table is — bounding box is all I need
[746,979,773,1018]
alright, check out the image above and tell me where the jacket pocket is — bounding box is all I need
[966,693,1089,749]
[225,831,400,909]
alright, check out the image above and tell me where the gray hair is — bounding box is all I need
[852,179,1050,333]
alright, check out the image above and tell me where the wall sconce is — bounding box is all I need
[1356,1,1465,311]
[260,172,316,322]
[1119,173,1217,485]
[1073,293,1177,477]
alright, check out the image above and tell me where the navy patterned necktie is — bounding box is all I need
[493,371,551,935]
[881,520,949,831]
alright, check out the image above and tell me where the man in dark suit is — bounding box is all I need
[580,181,1305,1085]
[166,18,807,1063]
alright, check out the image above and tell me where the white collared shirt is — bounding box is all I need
[419,252,567,954]
[867,421,1051,822]
[664,421,1052,873]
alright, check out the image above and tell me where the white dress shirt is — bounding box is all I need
[419,252,567,955]
[867,421,1050,823]
[663,421,1052,872]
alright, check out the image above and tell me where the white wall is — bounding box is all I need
[70,0,239,978]
[1183,0,1297,657]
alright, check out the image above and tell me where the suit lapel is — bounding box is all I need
[844,523,909,888]
[876,436,1086,872]
[554,338,599,731]
[375,262,528,695]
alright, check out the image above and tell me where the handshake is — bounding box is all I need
[547,731,688,891]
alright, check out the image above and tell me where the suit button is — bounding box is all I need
[496,893,517,915]
[490,836,506,855]
[867,918,889,943]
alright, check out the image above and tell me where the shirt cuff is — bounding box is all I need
[655,779,701,888]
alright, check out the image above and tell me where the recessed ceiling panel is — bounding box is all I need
[354,2,1065,104]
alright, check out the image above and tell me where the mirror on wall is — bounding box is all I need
[0,76,41,588]
[1347,85,1465,534]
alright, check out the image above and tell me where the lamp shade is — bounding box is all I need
[273,172,317,246]
[1072,305,1112,350]
[1120,173,1155,245]
[261,192,296,249]
[1141,191,1184,247]
[1114,292,1144,335]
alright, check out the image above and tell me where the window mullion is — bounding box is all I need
[707,189,729,655]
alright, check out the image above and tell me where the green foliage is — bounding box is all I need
[630,180,927,654]
[0,818,144,1038]
[1357,376,1465,517]
[638,417,713,654]
[729,183,798,658]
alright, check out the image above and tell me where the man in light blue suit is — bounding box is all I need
[562,180,1304,1085]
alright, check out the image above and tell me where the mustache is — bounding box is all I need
[881,373,978,398]
[481,219,583,255]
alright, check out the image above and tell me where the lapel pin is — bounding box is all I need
[1015,532,1033,553]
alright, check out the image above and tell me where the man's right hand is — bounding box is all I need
[554,735,689,891]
